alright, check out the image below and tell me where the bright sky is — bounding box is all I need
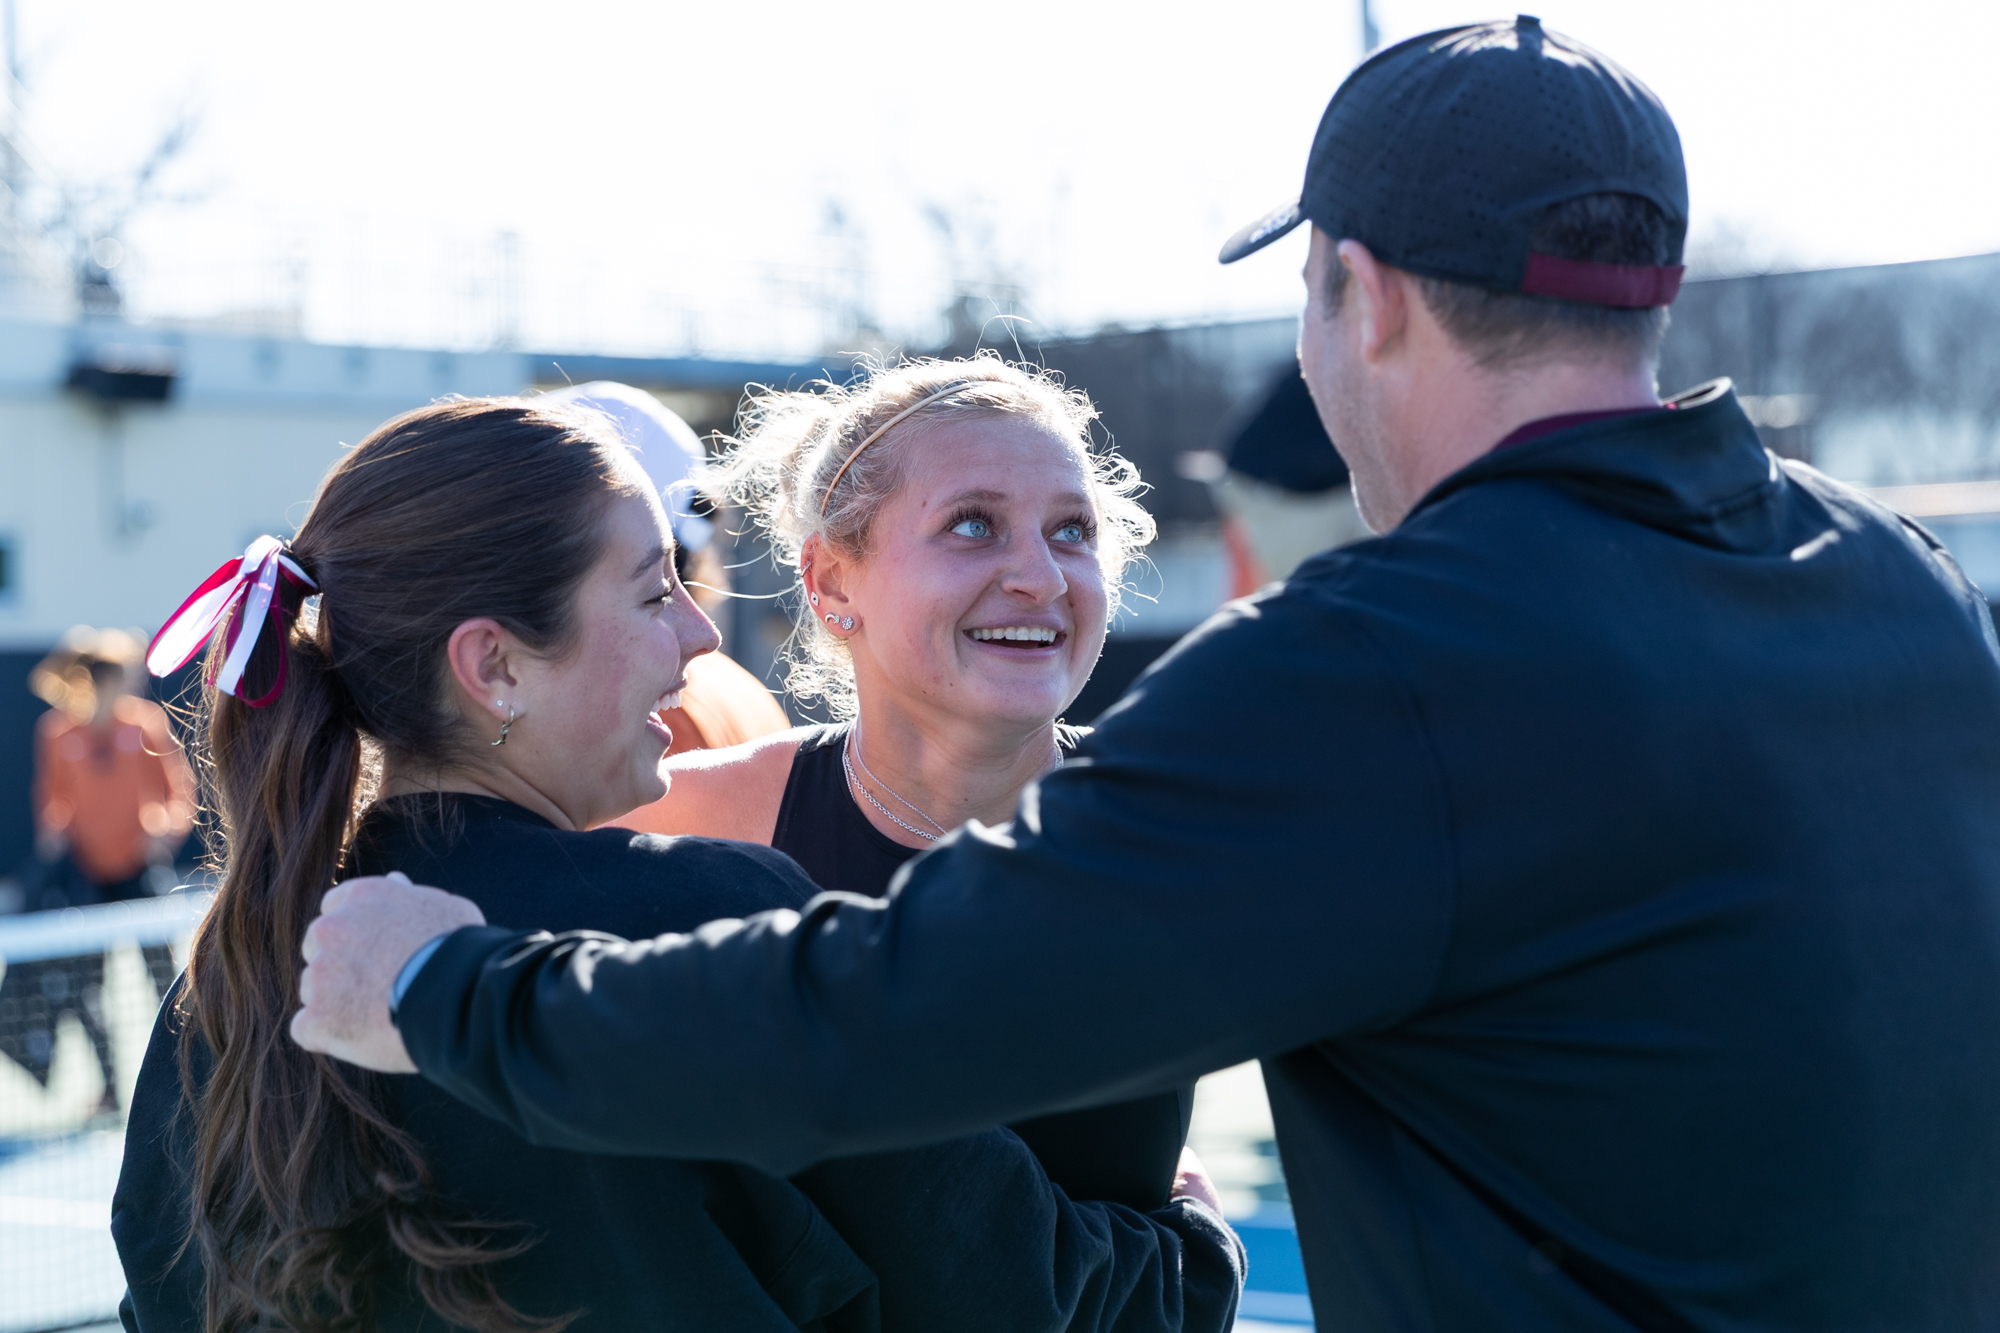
[12,0,2000,357]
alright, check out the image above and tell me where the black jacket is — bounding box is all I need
[393,384,2000,1329]
[112,797,1242,1332]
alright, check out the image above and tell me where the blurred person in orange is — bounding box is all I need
[30,626,195,906]
[0,628,189,1104]
[540,381,788,765]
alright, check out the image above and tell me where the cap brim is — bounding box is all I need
[1218,200,1305,264]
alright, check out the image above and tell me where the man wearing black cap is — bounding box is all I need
[294,19,2000,1328]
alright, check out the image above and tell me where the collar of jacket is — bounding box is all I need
[1406,379,1780,545]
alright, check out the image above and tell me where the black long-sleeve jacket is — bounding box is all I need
[112,796,1242,1332]
[394,384,2000,1330]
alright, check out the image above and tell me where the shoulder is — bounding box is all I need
[1117,559,1391,697]
[1783,457,1953,559]
[674,724,821,778]
[1781,460,2000,642]
[617,727,814,842]
[1076,559,1442,790]
[372,801,820,933]
[679,651,791,746]
[575,827,822,920]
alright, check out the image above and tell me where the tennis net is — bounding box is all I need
[0,892,208,1333]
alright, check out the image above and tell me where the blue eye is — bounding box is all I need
[1053,522,1086,543]
[951,517,993,539]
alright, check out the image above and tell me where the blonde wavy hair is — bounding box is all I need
[716,353,1155,719]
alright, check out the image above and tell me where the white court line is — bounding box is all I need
[0,1194,109,1230]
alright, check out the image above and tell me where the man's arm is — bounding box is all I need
[305,583,1460,1171]
[791,1133,1243,1333]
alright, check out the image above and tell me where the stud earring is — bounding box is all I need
[840,616,855,631]
[491,704,516,747]
[824,612,838,626]
[809,592,819,605]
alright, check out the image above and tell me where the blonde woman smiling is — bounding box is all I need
[618,355,1200,1210]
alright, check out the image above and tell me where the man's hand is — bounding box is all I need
[291,872,486,1073]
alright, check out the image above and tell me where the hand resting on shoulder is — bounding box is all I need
[292,871,484,1073]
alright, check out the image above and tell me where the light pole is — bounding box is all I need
[2,0,20,232]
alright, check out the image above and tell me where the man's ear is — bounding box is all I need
[1339,240,1408,365]
[444,619,522,723]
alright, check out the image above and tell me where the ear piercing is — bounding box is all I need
[823,613,854,631]
[492,703,516,747]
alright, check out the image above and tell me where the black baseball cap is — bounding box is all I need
[1219,15,1688,309]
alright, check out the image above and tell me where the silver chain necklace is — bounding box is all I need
[841,722,1066,845]
[842,725,949,842]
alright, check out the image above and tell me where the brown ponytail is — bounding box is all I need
[176,398,638,1331]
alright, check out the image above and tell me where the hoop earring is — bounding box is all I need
[491,704,516,747]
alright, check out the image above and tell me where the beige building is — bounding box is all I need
[0,313,829,875]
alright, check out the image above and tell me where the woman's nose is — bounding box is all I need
[673,595,723,662]
[1002,536,1069,604]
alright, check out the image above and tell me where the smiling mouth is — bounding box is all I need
[966,627,1063,650]
[653,683,687,714]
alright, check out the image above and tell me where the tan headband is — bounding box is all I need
[818,382,973,518]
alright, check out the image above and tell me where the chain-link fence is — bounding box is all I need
[0,893,207,1333]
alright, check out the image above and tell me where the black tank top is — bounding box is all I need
[771,724,923,905]
[772,724,1195,1212]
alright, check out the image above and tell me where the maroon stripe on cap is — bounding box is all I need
[1521,253,1685,308]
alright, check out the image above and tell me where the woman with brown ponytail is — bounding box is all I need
[108,397,1244,1333]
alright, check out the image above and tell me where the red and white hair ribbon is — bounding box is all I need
[146,535,318,707]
